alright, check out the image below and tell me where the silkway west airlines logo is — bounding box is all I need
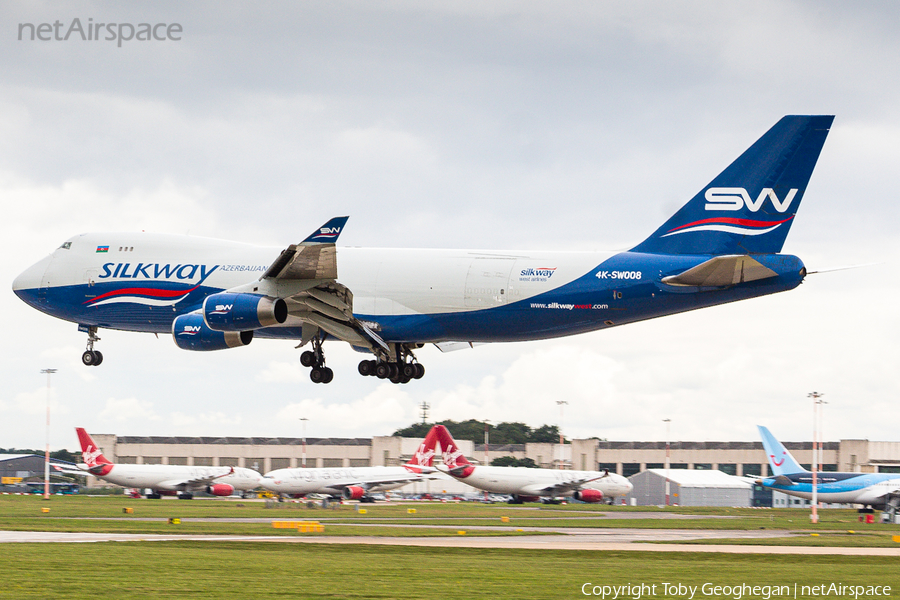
[662,187,799,238]
[84,263,219,308]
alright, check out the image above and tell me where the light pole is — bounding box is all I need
[483,419,490,502]
[299,417,309,468]
[556,400,568,469]
[809,392,825,523]
[483,420,490,466]
[41,368,57,500]
[663,418,671,507]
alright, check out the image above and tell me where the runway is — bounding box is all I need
[4,529,899,556]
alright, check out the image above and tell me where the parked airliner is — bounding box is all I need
[757,426,900,510]
[75,428,261,499]
[430,425,633,503]
[13,116,833,384]
[259,427,443,501]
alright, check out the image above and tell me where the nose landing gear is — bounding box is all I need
[80,325,103,366]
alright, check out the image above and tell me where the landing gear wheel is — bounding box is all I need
[300,351,317,367]
[413,363,425,379]
[81,350,102,366]
[375,363,391,379]
[400,363,416,379]
[310,368,325,384]
[321,367,334,384]
[358,360,375,376]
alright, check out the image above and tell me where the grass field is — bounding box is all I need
[2,495,899,599]
[2,542,899,599]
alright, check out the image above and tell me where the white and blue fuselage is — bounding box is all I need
[11,116,834,379]
[12,232,804,343]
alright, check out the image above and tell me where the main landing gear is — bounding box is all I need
[81,325,103,366]
[300,335,333,384]
[357,344,425,385]
[298,337,425,385]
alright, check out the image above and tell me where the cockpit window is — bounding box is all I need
[59,241,72,250]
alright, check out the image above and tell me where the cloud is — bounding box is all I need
[98,397,160,424]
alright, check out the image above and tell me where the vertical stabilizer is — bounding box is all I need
[431,425,475,478]
[75,427,114,476]
[632,116,833,255]
[757,425,807,475]
[404,426,440,472]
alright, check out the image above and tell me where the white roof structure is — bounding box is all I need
[644,468,751,489]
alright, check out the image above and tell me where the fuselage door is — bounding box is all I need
[464,258,514,308]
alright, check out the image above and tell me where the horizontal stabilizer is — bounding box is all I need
[773,475,795,486]
[661,255,777,287]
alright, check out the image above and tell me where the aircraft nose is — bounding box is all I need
[12,254,52,302]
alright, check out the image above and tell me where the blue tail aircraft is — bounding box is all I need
[758,425,900,510]
[13,116,834,384]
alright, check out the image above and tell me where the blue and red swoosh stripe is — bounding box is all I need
[663,215,793,237]
[84,284,201,306]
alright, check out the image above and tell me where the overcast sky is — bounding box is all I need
[2,1,899,452]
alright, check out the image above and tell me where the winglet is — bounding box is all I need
[301,216,349,245]
[757,425,807,476]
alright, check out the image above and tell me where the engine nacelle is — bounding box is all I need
[203,293,287,331]
[342,486,367,500]
[206,483,235,497]
[172,313,253,351]
[573,489,604,503]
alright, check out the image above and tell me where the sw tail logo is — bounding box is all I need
[705,187,799,213]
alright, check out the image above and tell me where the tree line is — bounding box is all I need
[0,447,79,463]
[392,419,563,445]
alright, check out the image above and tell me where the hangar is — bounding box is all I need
[0,454,79,493]
[626,468,752,507]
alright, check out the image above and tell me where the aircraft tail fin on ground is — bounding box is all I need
[75,427,114,475]
[758,425,807,476]
[431,425,475,478]
[631,115,834,256]
[404,426,441,472]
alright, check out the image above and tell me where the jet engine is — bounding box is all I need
[573,489,604,503]
[342,486,367,500]
[206,483,235,497]
[172,313,253,351]
[203,293,287,331]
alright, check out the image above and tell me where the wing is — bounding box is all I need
[158,467,235,491]
[327,473,428,492]
[534,471,609,496]
[247,217,388,355]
